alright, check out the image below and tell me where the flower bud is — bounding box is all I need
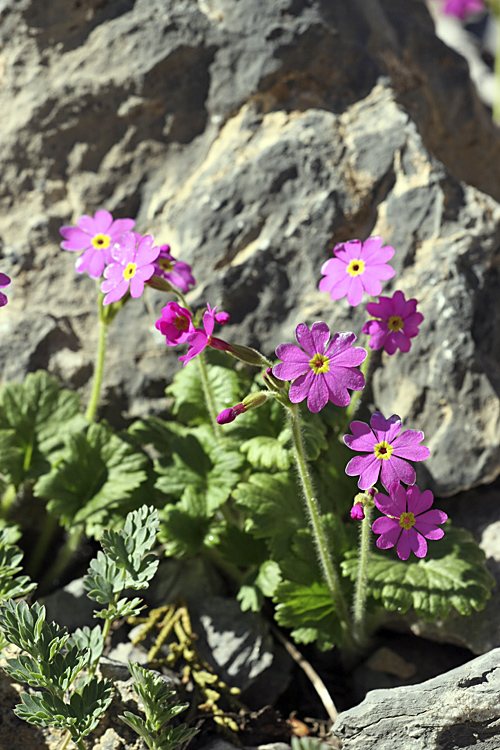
[350,504,365,521]
[215,311,230,325]
[262,366,287,392]
[241,392,269,411]
[216,403,246,424]
[226,342,272,368]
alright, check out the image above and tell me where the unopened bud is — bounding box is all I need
[263,366,287,392]
[350,504,365,521]
[215,311,230,325]
[216,403,246,425]
[226,342,272,368]
[241,392,269,411]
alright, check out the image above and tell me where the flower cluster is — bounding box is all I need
[59,208,447,564]
[60,211,195,304]
[319,236,424,354]
[344,411,446,559]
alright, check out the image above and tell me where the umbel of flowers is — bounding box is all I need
[58,210,446,649]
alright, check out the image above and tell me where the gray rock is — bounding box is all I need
[333,647,500,750]
[42,576,96,631]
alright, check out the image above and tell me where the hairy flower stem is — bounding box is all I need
[86,300,109,422]
[197,351,222,439]
[287,403,353,642]
[352,503,373,647]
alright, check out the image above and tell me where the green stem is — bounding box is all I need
[287,404,352,639]
[197,352,222,438]
[59,730,72,750]
[85,310,108,422]
[352,503,373,646]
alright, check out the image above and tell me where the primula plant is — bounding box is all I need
[0,208,495,741]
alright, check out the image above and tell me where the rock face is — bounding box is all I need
[333,647,500,750]
[1,0,500,499]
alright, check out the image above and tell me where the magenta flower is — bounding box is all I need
[100,232,160,305]
[362,290,424,354]
[60,210,135,278]
[155,301,194,346]
[443,0,485,19]
[372,483,447,560]
[0,273,11,307]
[319,236,395,307]
[350,503,365,521]
[217,404,246,424]
[153,245,195,293]
[178,303,231,366]
[273,322,366,413]
[344,412,430,490]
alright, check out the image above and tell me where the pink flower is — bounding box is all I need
[273,322,366,413]
[152,245,195,293]
[443,0,485,19]
[155,301,194,346]
[0,273,10,307]
[60,210,135,278]
[362,290,424,354]
[178,303,231,366]
[344,412,430,491]
[100,232,160,305]
[372,483,447,560]
[319,236,395,307]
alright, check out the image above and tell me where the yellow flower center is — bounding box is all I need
[123,262,137,280]
[175,314,189,331]
[91,233,111,249]
[309,352,330,374]
[159,257,174,273]
[347,259,365,277]
[388,315,404,332]
[399,512,415,530]
[374,440,393,460]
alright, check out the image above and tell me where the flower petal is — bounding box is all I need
[380,455,415,489]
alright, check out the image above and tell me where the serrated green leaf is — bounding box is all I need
[159,487,212,558]
[274,580,342,650]
[280,513,351,586]
[100,506,159,586]
[0,527,36,601]
[240,436,291,471]
[155,424,243,513]
[237,560,282,612]
[34,421,148,536]
[233,472,305,558]
[0,371,85,488]
[341,526,495,621]
[121,663,197,750]
[69,625,104,668]
[167,360,243,425]
[216,524,268,568]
